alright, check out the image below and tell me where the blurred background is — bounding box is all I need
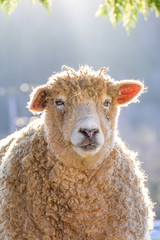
[0,0,160,219]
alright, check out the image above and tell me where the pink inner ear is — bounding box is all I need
[117,84,141,104]
[31,91,47,111]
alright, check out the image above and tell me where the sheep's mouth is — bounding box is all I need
[73,143,102,157]
[79,143,98,151]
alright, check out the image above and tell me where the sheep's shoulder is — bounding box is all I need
[0,132,17,162]
[0,118,45,163]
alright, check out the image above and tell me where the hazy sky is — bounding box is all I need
[0,0,160,85]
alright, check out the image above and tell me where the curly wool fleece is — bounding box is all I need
[0,66,154,240]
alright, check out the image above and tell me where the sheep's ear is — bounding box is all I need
[29,85,48,112]
[117,80,144,106]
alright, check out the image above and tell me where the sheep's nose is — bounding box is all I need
[79,128,99,139]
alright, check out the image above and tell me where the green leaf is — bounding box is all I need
[0,0,51,15]
[97,0,160,31]
[96,3,107,17]
[0,0,19,16]
[155,0,160,13]
[39,0,51,12]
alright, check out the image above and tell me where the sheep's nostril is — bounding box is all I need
[79,128,99,139]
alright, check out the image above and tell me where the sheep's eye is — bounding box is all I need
[104,99,111,108]
[55,100,64,106]
[54,99,65,109]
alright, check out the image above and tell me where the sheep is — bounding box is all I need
[0,66,154,240]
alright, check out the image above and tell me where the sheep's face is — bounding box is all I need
[29,66,144,169]
[55,95,114,159]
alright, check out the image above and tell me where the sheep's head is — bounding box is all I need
[29,66,144,170]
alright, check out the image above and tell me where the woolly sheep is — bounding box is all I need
[0,66,154,240]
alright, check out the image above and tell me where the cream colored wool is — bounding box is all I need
[0,66,154,240]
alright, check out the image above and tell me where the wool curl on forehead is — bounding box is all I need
[62,65,110,78]
[47,65,113,85]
